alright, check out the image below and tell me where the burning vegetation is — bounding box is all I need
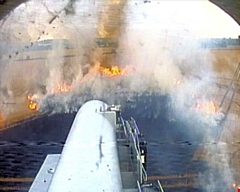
[196,100,218,115]
[50,83,71,94]
[99,65,126,77]
[25,65,127,112]
[27,94,39,111]
[28,100,38,110]
[27,83,72,111]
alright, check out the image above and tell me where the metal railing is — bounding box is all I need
[137,180,142,192]
[120,116,128,137]
[117,115,166,192]
[126,118,148,183]
[157,180,165,192]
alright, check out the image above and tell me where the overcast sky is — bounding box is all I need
[128,0,240,38]
[1,0,240,41]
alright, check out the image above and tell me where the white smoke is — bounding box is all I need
[0,0,237,190]
[198,142,235,191]
[0,0,225,125]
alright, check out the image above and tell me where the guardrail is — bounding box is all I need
[157,180,165,192]
[126,118,148,183]
[137,180,142,192]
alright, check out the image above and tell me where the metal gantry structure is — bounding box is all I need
[212,62,240,142]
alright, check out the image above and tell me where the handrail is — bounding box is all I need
[157,180,165,192]
[135,143,148,182]
[120,117,128,137]
[129,125,148,182]
[130,117,140,134]
[129,118,140,147]
[122,118,148,182]
[137,180,142,192]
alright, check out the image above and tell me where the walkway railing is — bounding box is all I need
[125,118,148,183]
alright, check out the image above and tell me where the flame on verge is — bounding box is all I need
[99,66,126,77]
[196,100,218,115]
[26,84,71,111]
[51,83,71,94]
[28,101,38,110]
[27,94,39,111]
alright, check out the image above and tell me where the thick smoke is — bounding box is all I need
[0,0,219,120]
[0,0,238,191]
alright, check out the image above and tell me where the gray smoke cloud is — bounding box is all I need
[197,141,235,192]
[0,0,238,190]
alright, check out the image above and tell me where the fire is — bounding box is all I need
[99,66,125,77]
[196,100,218,115]
[51,83,71,94]
[28,101,38,110]
[27,94,39,101]
[27,94,39,111]
[26,83,71,111]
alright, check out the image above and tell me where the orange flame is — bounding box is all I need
[26,83,71,111]
[100,66,125,77]
[27,94,39,101]
[28,101,38,110]
[51,83,71,94]
[196,100,218,114]
[27,94,39,111]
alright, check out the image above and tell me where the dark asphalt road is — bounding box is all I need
[0,95,234,192]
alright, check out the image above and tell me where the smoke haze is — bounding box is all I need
[0,0,238,191]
